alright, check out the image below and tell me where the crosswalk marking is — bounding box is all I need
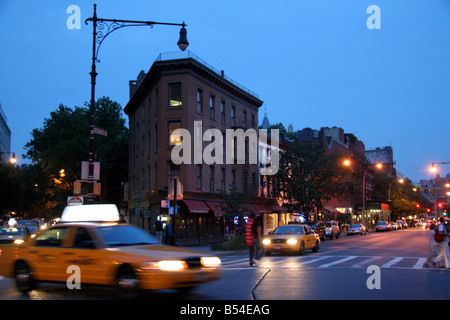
[413,258,427,269]
[351,256,382,268]
[319,256,357,268]
[219,254,437,271]
[381,257,403,268]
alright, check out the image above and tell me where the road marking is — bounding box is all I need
[221,257,249,266]
[299,255,332,265]
[381,257,403,268]
[319,256,358,268]
[219,255,439,271]
[351,256,382,268]
[413,258,427,269]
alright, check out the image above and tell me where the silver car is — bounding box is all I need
[376,221,389,232]
[324,221,340,239]
[347,224,367,235]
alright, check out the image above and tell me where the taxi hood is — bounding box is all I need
[110,244,212,260]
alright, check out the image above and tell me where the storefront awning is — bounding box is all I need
[271,205,287,212]
[183,200,210,214]
[205,201,224,217]
[324,206,340,214]
[251,204,273,214]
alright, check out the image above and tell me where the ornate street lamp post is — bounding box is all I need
[84,4,188,202]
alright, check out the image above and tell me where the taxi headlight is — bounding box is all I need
[200,257,221,267]
[14,239,24,245]
[287,239,298,245]
[262,239,271,245]
[141,260,188,271]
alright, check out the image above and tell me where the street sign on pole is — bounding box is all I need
[93,126,108,136]
[81,161,100,180]
[68,196,84,206]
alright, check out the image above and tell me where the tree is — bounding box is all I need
[24,97,128,214]
[268,139,358,214]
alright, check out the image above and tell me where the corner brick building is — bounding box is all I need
[124,51,263,245]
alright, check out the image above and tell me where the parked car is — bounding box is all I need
[305,221,326,241]
[375,221,389,232]
[347,224,367,235]
[396,220,407,229]
[324,221,340,239]
[391,222,401,230]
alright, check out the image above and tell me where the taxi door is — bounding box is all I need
[303,225,315,249]
[61,226,109,285]
[26,226,71,282]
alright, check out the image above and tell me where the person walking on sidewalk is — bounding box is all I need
[435,217,450,268]
[252,212,265,266]
[424,223,438,268]
[246,213,255,266]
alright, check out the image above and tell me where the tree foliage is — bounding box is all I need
[267,139,358,213]
[14,96,129,216]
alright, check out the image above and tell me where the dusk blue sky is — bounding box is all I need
[1,0,449,183]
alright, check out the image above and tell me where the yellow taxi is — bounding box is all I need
[262,224,320,255]
[0,204,221,298]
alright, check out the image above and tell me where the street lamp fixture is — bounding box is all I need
[429,162,450,174]
[1,151,16,164]
[9,153,16,164]
[84,4,189,202]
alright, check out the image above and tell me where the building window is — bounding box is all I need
[197,165,202,191]
[197,89,203,113]
[209,165,215,191]
[169,162,180,176]
[231,106,236,127]
[221,100,226,124]
[243,111,247,129]
[169,121,182,146]
[169,83,182,107]
[209,95,215,120]
[221,167,226,191]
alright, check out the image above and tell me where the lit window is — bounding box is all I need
[169,121,182,146]
[169,83,182,107]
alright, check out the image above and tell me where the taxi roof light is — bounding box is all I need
[60,204,120,223]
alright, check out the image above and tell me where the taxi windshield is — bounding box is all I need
[97,225,159,247]
[273,225,304,235]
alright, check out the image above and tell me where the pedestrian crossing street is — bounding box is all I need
[219,254,434,271]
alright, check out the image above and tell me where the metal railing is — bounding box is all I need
[156,51,260,99]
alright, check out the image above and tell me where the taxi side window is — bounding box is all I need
[35,227,68,247]
[73,227,96,249]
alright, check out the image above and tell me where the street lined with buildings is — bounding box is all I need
[0,226,447,300]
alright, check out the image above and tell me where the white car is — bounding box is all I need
[324,221,340,239]
[376,221,389,232]
[347,224,367,235]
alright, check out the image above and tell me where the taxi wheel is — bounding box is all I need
[116,264,140,300]
[312,241,320,252]
[298,241,305,255]
[14,261,35,293]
